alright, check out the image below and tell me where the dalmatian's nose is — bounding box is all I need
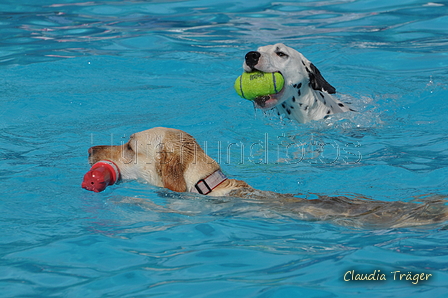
[245,51,261,69]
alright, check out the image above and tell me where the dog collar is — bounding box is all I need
[190,170,227,195]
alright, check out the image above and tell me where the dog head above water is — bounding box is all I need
[87,127,250,196]
[243,43,352,123]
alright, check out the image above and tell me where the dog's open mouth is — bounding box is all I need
[253,85,285,110]
[254,95,274,108]
[250,71,285,110]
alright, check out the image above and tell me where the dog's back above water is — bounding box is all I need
[85,127,448,229]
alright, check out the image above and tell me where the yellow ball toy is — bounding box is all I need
[234,71,285,100]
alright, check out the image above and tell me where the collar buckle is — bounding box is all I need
[194,179,213,195]
[191,170,227,195]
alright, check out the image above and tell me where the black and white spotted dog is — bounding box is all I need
[243,43,353,123]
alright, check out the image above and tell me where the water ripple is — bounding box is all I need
[1,1,447,65]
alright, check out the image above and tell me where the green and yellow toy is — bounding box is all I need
[234,71,285,100]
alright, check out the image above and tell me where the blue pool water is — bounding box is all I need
[1,0,448,297]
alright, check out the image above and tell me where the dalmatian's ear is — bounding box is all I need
[306,63,336,94]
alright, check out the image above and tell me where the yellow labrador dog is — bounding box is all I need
[87,127,447,228]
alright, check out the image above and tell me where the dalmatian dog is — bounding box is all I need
[243,43,353,123]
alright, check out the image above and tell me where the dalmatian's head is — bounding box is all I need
[243,43,336,110]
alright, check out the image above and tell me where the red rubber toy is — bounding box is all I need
[82,160,120,192]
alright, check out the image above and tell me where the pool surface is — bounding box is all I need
[1,0,448,297]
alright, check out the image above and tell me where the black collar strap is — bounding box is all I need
[190,170,227,195]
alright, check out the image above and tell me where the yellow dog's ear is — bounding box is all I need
[156,142,187,193]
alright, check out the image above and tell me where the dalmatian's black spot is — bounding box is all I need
[282,103,286,108]
[349,108,356,112]
[286,108,291,115]
[304,105,309,111]
[297,89,301,97]
[299,103,303,107]
[338,103,344,107]
[292,96,296,102]
[290,105,294,109]
[320,92,325,99]
[327,110,331,114]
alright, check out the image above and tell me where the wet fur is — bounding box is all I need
[243,43,353,123]
[88,127,448,229]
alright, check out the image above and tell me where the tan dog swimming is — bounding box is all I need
[87,127,448,229]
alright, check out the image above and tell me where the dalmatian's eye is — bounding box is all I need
[276,51,288,58]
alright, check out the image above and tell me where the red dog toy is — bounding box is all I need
[82,160,120,192]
